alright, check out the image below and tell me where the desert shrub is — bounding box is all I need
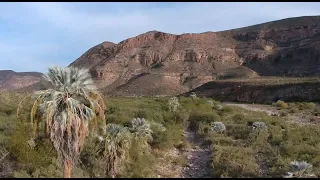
[208,100,223,110]
[197,122,211,136]
[211,122,226,133]
[296,102,317,111]
[211,145,259,177]
[188,111,221,131]
[120,138,156,178]
[280,111,288,117]
[284,160,315,178]
[172,153,188,167]
[165,109,189,124]
[190,92,197,99]
[289,108,299,114]
[105,105,120,114]
[176,141,191,151]
[215,104,223,110]
[208,100,215,107]
[166,123,184,149]
[273,100,288,109]
[13,159,89,178]
[218,106,233,115]
[252,122,268,131]
[249,129,269,150]
[232,113,246,123]
[168,97,180,112]
[313,107,320,116]
[209,134,235,146]
[149,122,169,149]
[8,124,55,170]
[226,124,251,140]
[134,109,150,119]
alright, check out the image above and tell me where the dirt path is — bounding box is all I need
[180,126,212,178]
[223,102,319,126]
[222,102,279,116]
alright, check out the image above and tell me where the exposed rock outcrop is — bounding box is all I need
[69,16,320,96]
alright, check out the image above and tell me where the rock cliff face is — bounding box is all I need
[184,80,320,104]
[69,16,320,96]
[70,31,241,95]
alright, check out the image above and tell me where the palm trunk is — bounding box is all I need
[64,159,72,178]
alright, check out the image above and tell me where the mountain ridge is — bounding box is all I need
[1,15,320,97]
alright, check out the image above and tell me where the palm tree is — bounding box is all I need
[96,124,132,178]
[17,66,106,178]
[129,118,154,153]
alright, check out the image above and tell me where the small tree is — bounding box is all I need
[96,124,132,178]
[17,66,106,178]
[130,118,153,151]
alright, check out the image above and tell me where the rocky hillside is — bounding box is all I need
[69,16,320,96]
[0,70,43,92]
[184,77,320,104]
[1,16,320,96]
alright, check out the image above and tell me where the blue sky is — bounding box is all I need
[0,2,319,73]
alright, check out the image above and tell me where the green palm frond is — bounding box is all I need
[130,118,153,142]
[97,124,132,177]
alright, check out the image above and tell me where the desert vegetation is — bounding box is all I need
[0,67,319,178]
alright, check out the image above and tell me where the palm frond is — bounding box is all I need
[98,124,132,177]
[130,118,153,142]
[21,66,106,168]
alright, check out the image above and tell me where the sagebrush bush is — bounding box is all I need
[285,160,315,178]
[211,122,226,133]
[252,122,268,131]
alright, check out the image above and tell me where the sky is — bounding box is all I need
[0,2,319,73]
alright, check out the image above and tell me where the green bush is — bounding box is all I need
[289,107,299,113]
[226,124,251,140]
[175,141,191,151]
[120,139,156,178]
[8,124,55,170]
[218,106,233,115]
[232,113,246,123]
[211,145,259,177]
[273,100,288,109]
[296,102,317,111]
[188,111,221,131]
[280,111,288,117]
[313,107,320,116]
[105,105,120,114]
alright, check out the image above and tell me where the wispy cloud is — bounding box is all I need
[0,2,319,72]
